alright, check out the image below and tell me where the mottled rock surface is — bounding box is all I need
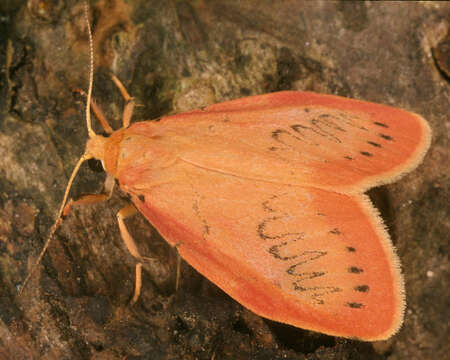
[0,1,447,359]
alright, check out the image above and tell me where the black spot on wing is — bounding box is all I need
[347,302,364,309]
[354,285,370,292]
[138,194,145,202]
[373,121,389,128]
[367,141,381,148]
[349,266,364,274]
[329,228,341,235]
[360,151,373,157]
[379,133,393,141]
[347,246,356,252]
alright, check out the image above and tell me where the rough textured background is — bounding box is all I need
[0,1,448,359]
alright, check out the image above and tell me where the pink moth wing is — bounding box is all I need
[97,91,430,340]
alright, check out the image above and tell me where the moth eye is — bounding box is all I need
[88,158,104,172]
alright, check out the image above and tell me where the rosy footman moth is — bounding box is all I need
[22,0,431,341]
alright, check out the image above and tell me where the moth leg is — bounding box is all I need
[111,74,135,129]
[63,174,115,216]
[116,204,145,303]
[134,263,142,304]
[74,88,113,134]
[175,252,181,291]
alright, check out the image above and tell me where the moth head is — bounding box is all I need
[85,134,108,162]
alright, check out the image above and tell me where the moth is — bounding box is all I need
[23,2,431,342]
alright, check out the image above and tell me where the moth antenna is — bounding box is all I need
[19,154,91,294]
[19,1,96,295]
[84,0,96,138]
